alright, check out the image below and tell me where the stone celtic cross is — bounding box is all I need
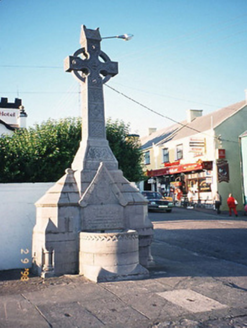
[64,25,118,141]
[32,26,153,281]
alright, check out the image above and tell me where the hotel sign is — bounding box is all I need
[0,109,18,124]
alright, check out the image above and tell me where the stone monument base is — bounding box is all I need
[79,230,149,282]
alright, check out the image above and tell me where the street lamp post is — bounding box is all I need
[102,34,134,41]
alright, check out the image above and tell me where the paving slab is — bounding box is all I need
[157,289,228,313]
[0,294,48,328]
[1,210,247,328]
[120,291,189,321]
[37,302,104,328]
[22,281,112,306]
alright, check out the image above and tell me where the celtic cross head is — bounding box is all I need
[64,25,118,85]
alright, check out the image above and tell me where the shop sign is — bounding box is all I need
[189,138,205,157]
[192,150,204,158]
[189,138,205,147]
[206,177,212,184]
[164,161,180,167]
[218,149,226,159]
[203,161,213,170]
[199,178,211,192]
[146,161,213,177]
[187,177,211,193]
[217,160,229,183]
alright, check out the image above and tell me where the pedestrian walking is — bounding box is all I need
[175,188,182,206]
[187,189,194,208]
[227,193,238,217]
[213,191,222,214]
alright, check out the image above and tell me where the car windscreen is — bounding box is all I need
[143,192,163,199]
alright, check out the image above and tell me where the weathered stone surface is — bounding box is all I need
[32,25,153,281]
[32,169,80,276]
[79,230,149,282]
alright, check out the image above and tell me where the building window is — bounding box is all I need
[144,151,150,165]
[176,144,183,160]
[162,148,169,163]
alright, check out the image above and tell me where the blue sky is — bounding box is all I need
[1,0,247,136]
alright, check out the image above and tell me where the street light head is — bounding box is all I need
[117,34,134,41]
[102,34,134,41]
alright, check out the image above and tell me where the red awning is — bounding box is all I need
[147,161,212,177]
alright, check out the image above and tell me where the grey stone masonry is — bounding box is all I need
[32,25,153,281]
[64,25,119,194]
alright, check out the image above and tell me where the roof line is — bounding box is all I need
[0,119,17,131]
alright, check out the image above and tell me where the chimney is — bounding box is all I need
[18,105,28,128]
[148,128,157,135]
[0,98,8,106]
[187,109,203,123]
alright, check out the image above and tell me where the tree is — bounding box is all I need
[106,118,144,182]
[0,118,81,182]
[0,117,144,183]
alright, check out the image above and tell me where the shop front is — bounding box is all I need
[145,160,213,204]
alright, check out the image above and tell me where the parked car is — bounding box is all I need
[141,191,173,212]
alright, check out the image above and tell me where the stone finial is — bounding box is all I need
[80,25,101,48]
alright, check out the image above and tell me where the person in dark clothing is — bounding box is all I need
[213,191,222,214]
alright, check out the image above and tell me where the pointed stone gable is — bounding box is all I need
[79,162,127,231]
[79,162,127,207]
[36,168,79,207]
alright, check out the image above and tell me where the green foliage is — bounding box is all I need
[0,118,81,182]
[0,117,144,183]
[106,118,144,182]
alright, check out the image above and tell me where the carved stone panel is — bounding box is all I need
[89,122,105,138]
[89,88,103,103]
[86,146,114,161]
[82,204,124,231]
[89,103,104,120]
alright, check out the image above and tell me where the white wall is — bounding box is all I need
[0,124,13,136]
[0,183,53,271]
[0,108,19,125]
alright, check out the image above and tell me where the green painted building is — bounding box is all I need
[240,131,247,206]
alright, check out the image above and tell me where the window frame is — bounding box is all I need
[162,147,169,163]
[144,150,150,165]
[176,144,183,160]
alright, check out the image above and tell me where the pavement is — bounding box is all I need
[1,207,247,328]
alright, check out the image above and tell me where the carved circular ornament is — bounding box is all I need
[72,47,115,84]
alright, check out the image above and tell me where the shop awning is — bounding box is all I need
[146,161,213,177]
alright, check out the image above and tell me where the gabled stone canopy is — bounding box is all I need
[79,162,128,208]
